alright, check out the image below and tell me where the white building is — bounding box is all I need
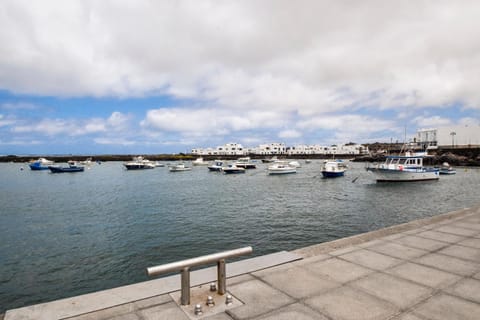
[287,144,367,155]
[193,142,368,156]
[250,143,287,155]
[192,143,246,156]
[416,124,480,148]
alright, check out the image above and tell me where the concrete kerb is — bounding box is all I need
[294,206,477,258]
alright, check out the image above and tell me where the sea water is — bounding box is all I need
[1,160,479,312]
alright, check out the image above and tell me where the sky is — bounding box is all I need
[1,0,479,155]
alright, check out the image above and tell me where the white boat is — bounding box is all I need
[154,161,165,167]
[321,160,346,178]
[267,162,297,175]
[222,164,246,174]
[192,157,209,166]
[80,158,92,165]
[169,163,192,172]
[208,160,224,171]
[235,157,256,169]
[437,162,456,175]
[288,160,301,168]
[124,156,155,170]
[366,153,439,182]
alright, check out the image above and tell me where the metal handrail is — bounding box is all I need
[147,246,253,305]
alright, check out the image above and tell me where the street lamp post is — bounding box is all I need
[450,131,456,148]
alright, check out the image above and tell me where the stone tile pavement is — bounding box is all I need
[5,205,480,320]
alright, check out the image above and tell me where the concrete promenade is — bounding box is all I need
[4,205,480,320]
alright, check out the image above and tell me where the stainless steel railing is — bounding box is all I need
[147,246,253,305]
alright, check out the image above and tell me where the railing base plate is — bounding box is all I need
[170,284,243,319]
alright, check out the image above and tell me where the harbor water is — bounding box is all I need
[1,160,479,312]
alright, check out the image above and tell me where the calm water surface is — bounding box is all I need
[1,160,479,312]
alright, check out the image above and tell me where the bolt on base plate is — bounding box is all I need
[170,284,243,320]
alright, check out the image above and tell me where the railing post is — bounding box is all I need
[217,259,226,295]
[181,267,190,305]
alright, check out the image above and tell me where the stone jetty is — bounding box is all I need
[4,205,480,320]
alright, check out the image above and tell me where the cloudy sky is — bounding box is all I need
[1,0,479,154]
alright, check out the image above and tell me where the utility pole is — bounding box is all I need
[450,131,456,148]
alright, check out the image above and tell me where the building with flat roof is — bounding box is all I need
[416,124,480,148]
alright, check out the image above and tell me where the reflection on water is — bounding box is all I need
[0,161,479,311]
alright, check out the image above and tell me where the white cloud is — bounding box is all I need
[413,115,452,128]
[1,0,480,114]
[141,107,289,137]
[0,114,16,127]
[10,111,129,136]
[278,129,302,139]
[94,137,135,146]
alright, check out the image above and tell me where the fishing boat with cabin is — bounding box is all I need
[366,151,439,182]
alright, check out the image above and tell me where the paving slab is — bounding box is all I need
[305,286,399,320]
[391,313,424,320]
[304,257,373,283]
[414,253,478,276]
[392,235,448,251]
[255,265,341,299]
[387,262,461,289]
[254,303,328,320]
[457,237,480,249]
[137,302,190,320]
[452,221,480,231]
[415,230,466,244]
[202,313,233,320]
[350,273,433,309]
[339,249,403,271]
[412,293,480,320]
[225,279,294,319]
[445,277,480,304]
[433,225,479,237]
[367,241,428,260]
[437,244,480,263]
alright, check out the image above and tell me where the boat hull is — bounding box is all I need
[367,168,439,182]
[439,169,456,175]
[223,169,245,174]
[29,164,50,170]
[169,168,192,172]
[48,166,84,173]
[235,164,256,169]
[124,164,154,170]
[268,169,296,175]
[321,171,345,178]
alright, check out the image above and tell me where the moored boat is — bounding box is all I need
[235,157,256,169]
[192,157,209,166]
[80,158,93,166]
[366,153,439,182]
[124,156,155,170]
[437,162,456,175]
[288,160,301,168]
[261,156,278,163]
[28,158,54,170]
[321,160,346,178]
[48,163,84,173]
[168,163,192,172]
[267,162,297,175]
[208,160,224,172]
[222,164,246,174]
